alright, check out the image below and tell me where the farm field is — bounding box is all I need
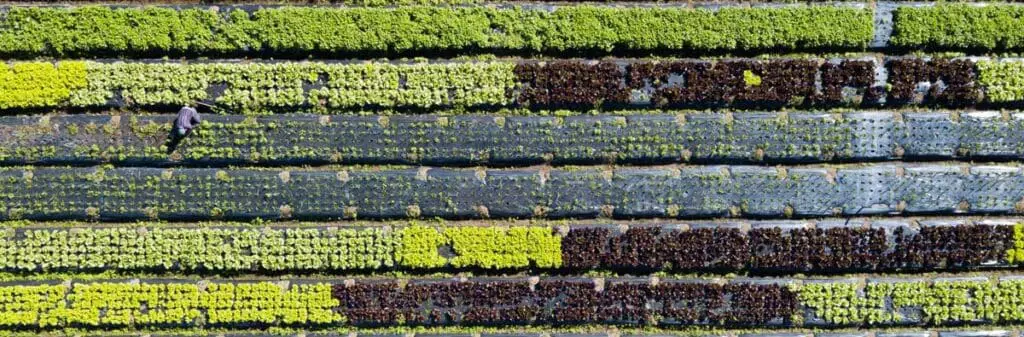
[8,1,1024,337]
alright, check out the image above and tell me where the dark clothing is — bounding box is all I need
[175,106,201,131]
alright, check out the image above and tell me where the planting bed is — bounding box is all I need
[13,57,1024,112]
[0,218,1019,274]
[11,111,1024,166]
[6,164,1024,220]
[14,1,1024,337]
[3,276,1024,329]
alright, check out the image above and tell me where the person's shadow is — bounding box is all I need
[164,129,186,154]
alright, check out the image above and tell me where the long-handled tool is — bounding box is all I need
[193,101,224,114]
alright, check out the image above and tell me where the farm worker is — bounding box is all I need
[174,105,202,138]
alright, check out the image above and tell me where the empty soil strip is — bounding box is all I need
[4,163,1024,221]
[2,275,1024,329]
[0,217,1018,274]
[5,111,1024,167]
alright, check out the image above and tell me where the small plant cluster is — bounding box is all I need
[0,284,65,327]
[887,58,979,106]
[22,59,881,111]
[562,225,1012,272]
[800,278,1024,326]
[332,279,797,326]
[0,61,86,109]
[0,224,564,272]
[0,281,340,328]
[0,6,873,58]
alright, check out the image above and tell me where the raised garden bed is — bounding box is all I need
[0,219,1017,274]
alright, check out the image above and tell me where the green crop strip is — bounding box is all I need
[4,164,1024,222]
[396,225,562,269]
[0,61,86,109]
[0,58,875,111]
[0,6,873,58]
[799,278,1024,326]
[0,281,340,328]
[0,225,561,273]
[1007,223,1024,264]
[443,226,562,269]
[3,112,855,165]
[892,5,1024,51]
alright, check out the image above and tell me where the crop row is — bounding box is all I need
[891,4,1024,51]
[10,57,1024,111]
[12,61,516,111]
[7,276,1024,329]
[0,224,559,272]
[0,220,1019,274]
[0,6,871,58]
[0,278,795,328]
[799,276,1024,326]
[14,4,1024,58]
[563,222,1016,272]
[334,278,795,327]
[8,164,1024,221]
[0,281,339,328]
[0,226,403,272]
[29,332,1022,337]
[11,111,1024,166]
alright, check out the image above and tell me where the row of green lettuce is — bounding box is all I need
[0,220,1020,273]
[7,5,1024,57]
[9,57,1024,111]
[0,6,872,58]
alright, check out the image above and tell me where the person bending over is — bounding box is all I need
[166,105,203,154]
[174,105,202,137]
